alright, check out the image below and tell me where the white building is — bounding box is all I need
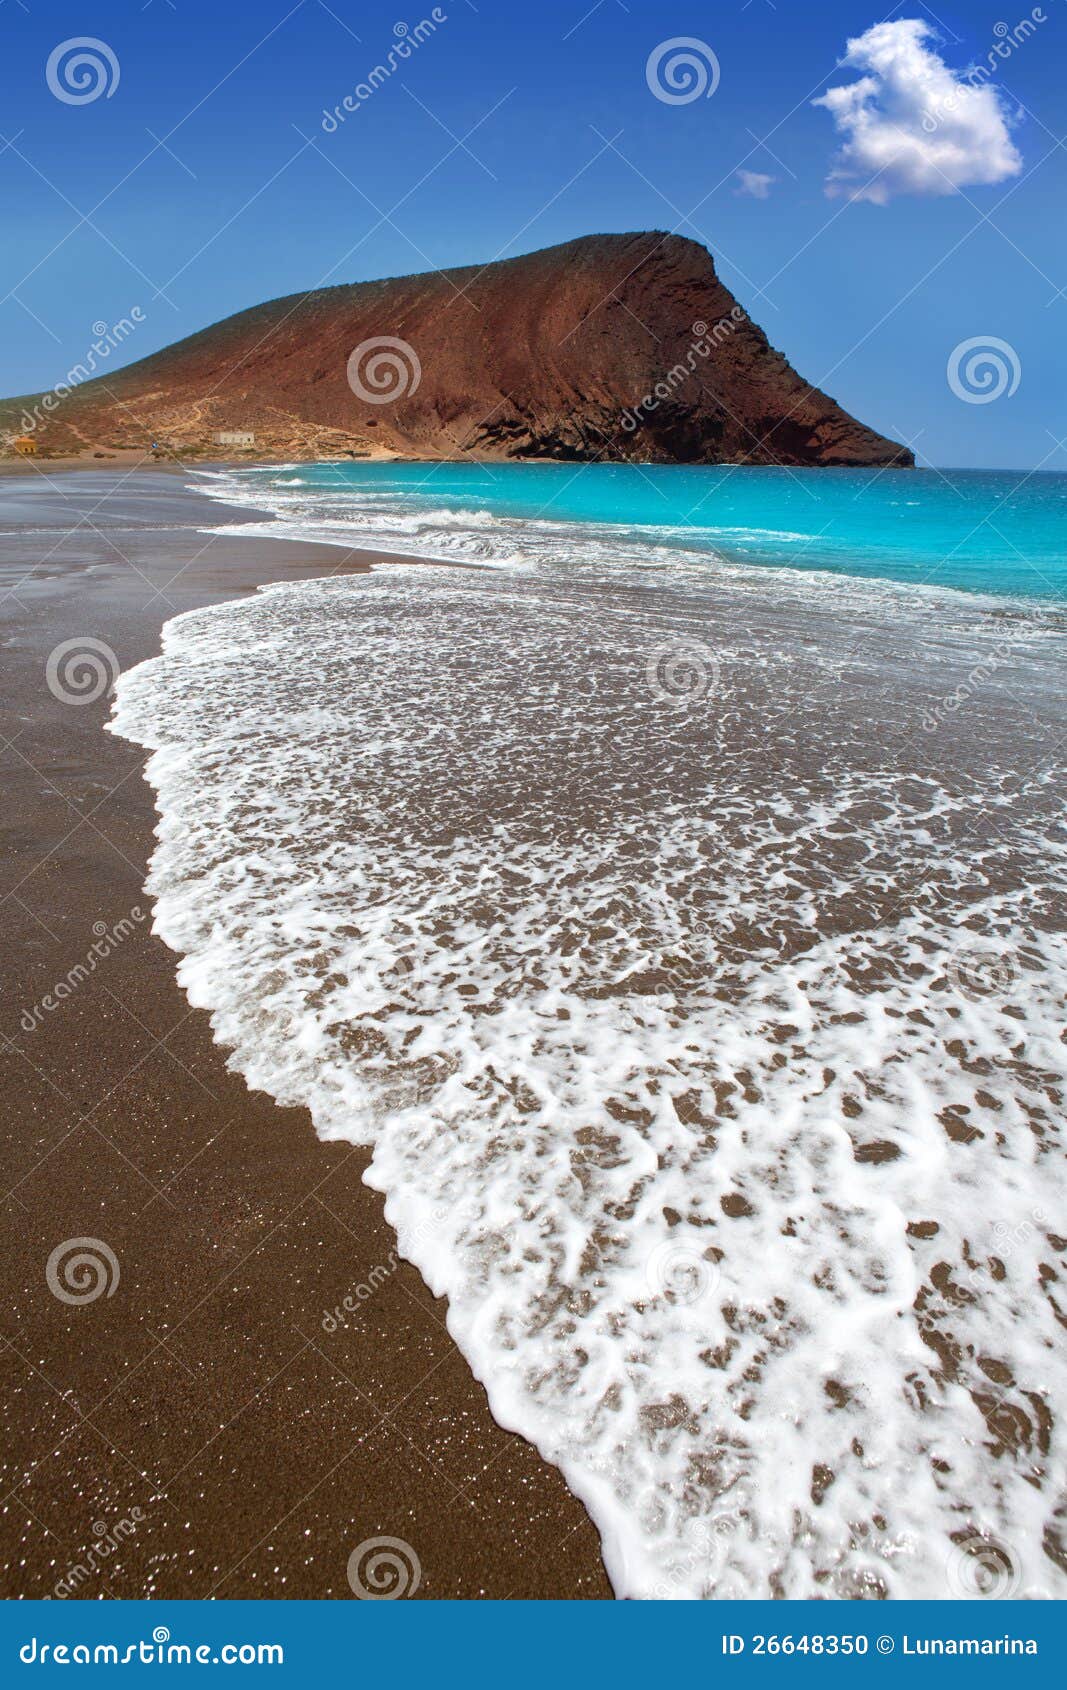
[212,430,255,446]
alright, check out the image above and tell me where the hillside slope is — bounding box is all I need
[1,233,912,467]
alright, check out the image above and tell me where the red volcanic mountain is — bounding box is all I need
[2,233,912,467]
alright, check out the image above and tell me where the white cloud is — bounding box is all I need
[813,18,1023,204]
[735,170,775,199]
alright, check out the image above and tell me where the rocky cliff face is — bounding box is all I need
[4,233,912,467]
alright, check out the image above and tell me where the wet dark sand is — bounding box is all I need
[0,464,610,1599]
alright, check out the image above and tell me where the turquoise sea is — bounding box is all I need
[212,461,1067,604]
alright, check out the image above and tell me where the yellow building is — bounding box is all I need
[14,435,37,455]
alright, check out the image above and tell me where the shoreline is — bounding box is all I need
[0,469,610,1599]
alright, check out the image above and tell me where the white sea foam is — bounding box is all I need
[110,534,1067,1601]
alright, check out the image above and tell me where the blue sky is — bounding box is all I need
[2,0,1064,469]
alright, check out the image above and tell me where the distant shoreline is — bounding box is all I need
[4,452,1057,479]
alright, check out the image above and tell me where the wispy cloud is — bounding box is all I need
[735,169,775,200]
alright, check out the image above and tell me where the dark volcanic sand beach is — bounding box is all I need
[0,465,610,1599]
